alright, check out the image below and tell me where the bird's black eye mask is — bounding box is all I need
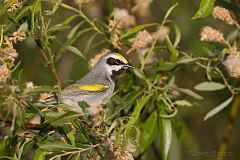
[106,57,126,66]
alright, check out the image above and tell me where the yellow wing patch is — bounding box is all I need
[78,84,108,91]
[115,53,128,64]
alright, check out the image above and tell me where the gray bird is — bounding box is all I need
[45,52,132,114]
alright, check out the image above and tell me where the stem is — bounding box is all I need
[140,3,178,71]
[140,36,158,71]
[216,95,240,160]
[48,144,100,160]
[39,48,62,89]
[60,3,103,35]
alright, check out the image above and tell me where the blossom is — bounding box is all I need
[6,0,22,12]
[114,147,134,160]
[153,26,170,42]
[223,46,240,78]
[212,6,235,25]
[132,30,152,49]
[132,0,153,17]
[200,26,224,43]
[0,65,10,83]
[89,49,110,68]
[112,33,122,49]
[0,47,18,61]
[10,30,27,43]
[115,8,136,29]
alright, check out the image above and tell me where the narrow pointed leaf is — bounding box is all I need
[127,95,150,126]
[165,35,179,62]
[51,112,82,126]
[194,82,225,91]
[177,88,204,100]
[37,141,77,152]
[34,149,47,160]
[204,96,233,121]
[140,111,158,153]
[192,0,216,19]
[158,107,172,160]
[120,23,157,39]
[65,46,85,58]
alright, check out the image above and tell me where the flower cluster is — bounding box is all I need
[153,26,170,42]
[200,26,224,43]
[115,8,136,29]
[212,6,236,25]
[6,0,22,12]
[0,65,10,83]
[132,30,153,50]
[223,46,240,78]
[0,47,18,61]
[132,0,153,17]
[89,49,110,68]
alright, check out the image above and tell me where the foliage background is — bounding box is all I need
[0,0,240,160]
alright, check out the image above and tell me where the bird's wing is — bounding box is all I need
[41,84,109,105]
[63,83,109,94]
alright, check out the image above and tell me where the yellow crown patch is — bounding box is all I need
[115,53,128,64]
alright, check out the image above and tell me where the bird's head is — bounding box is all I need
[95,52,133,80]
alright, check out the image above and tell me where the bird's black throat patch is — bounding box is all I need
[111,68,125,81]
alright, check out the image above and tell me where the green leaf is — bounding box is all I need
[30,85,56,93]
[61,14,78,25]
[140,111,158,153]
[120,23,157,39]
[67,130,75,146]
[19,22,28,32]
[37,141,77,152]
[34,149,47,160]
[0,0,16,15]
[72,121,91,144]
[194,82,225,91]
[171,117,182,139]
[0,139,11,156]
[173,100,193,107]
[23,139,36,155]
[16,105,24,126]
[158,61,176,71]
[192,0,216,19]
[165,35,179,62]
[166,21,181,47]
[158,106,172,160]
[133,69,147,81]
[127,95,150,126]
[3,6,32,33]
[204,96,233,121]
[67,21,85,39]
[177,88,204,100]
[30,0,41,32]
[84,32,98,52]
[44,111,65,122]
[60,124,76,146]
[64,45,85,58]
[48,24,70,33]
[51,111,82,126]
[69,152,80,160]
[161,3,178,25]
[172,22,181,47]
[55,28,92,61]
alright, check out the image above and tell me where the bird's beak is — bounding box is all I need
[124,64,134,69]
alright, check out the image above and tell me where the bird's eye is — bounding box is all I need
[116,59,121,65]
